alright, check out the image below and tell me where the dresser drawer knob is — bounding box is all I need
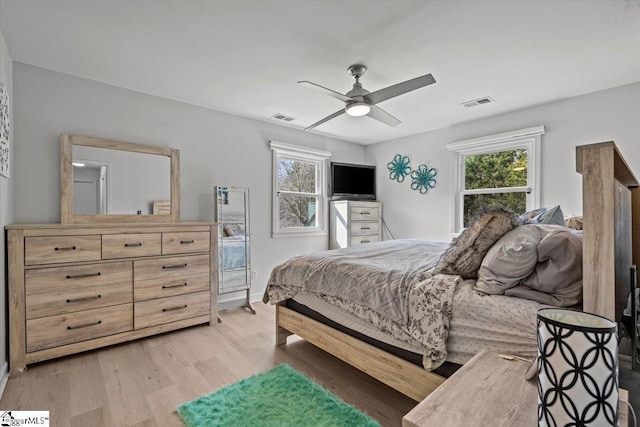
[67,320,102,330]
[361,240,371,243]
[163,305,188,312]
[124,242,143,247]
[162,263,188,270]
[66,272,101,279]
[360,211,371,215]
[180,239,195,244]
[361,226,371,230]
[162,282,188,289]
[67,295,102,303]
[55,246,77,251]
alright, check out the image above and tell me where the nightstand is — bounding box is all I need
[403,350,628,427]
[329,200,382,249]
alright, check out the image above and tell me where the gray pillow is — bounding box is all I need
[534,205,565,226]
[434,208,519,279]
[519,205,565,226]
[504,225,583,306]
[475,225,541,295]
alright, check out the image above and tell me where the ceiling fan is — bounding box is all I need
[298,64,436,130]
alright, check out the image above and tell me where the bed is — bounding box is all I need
[219,235,247,283]
[264,142,639,402]
[219,222,249,288]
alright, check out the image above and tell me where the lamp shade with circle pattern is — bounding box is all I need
[537,308,618,426]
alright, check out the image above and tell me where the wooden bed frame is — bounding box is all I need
[275,141,639,402]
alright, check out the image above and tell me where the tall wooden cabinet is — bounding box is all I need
[329,200,382,249]
[7,222,217,375]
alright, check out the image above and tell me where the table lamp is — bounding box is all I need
[537,308,618,426]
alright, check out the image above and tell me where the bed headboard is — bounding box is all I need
[576,141,639,321]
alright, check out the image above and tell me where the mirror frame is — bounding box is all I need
[215,186,251,295]
[60,134,180,224]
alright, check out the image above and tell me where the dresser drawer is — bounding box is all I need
[134,273,209,301]
[350,235,380,246]
[350,221,380,236]
[25,235,101,266]
[25,260,132,319]
[26,282,132,319]
[162,231,210,255]
[25,261,132,294]
[26,303,133,352]
[134,291,210,329]
[102,233,161,259]
[134,254,210,282]
[350,206,380,221]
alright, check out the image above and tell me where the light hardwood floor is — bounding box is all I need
[1,303,416,426]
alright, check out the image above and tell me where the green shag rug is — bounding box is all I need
[177,364,381,427]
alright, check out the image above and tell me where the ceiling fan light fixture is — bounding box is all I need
[345,101,371,117]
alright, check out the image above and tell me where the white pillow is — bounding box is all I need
[475,225,541,295]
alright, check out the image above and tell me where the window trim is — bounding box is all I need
[270,140,331,238]
[446,126,545,232]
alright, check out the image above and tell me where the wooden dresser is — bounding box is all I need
[329,200,382,249]
[6,222,217,375]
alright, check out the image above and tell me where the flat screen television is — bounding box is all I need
[330,162,376,200]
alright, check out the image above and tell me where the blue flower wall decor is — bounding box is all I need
[410,164,437,194]
[387,154,411,182]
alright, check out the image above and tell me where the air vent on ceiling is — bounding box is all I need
[271,113,296,122]
[461,97,495,108]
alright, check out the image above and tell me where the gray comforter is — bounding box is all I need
[263,239,460,370]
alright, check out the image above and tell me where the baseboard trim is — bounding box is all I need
[0,361,9,400]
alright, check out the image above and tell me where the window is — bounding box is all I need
[446,126,544,231]
[270,141,331,237]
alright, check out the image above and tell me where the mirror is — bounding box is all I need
[215,186,254,313]
[60,134,180,223]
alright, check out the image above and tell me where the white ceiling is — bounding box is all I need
[1,0,639,145]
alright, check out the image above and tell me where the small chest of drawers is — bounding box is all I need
[7,222,217,375]
[329,200,382,249]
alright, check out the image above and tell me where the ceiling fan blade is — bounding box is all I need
[367,105,401,127]
[305,109,346,130]
[366,73,436,105]
[298,81,353,103]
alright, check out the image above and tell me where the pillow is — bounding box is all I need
[564,215,583,230]
[475,225,541,295]
[504,225,583,306]
[519,207,547,222]
[434,207,519,279]
[519,205,565,226]
[222,223,245,237]
[535,205,565,225]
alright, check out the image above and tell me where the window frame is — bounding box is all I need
[270,140,331,238]
[446,126,545,232]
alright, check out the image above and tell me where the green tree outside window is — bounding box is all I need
[463,149,528,226]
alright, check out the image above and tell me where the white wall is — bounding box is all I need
[0,25,14,394]
[12,63,365,302]
[366,82,640,240]
[366,126,454,242]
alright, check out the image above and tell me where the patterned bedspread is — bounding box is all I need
[263,239,460,370]
[219,237,246,270]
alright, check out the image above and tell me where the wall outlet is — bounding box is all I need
[251,270,257,280]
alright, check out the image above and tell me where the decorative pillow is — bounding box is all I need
[564,215,583,230]
[434,207,519,279]
[519,205,565,226]
[519,207,547,222]
[222,223,245,237]
[475,225,541,295]
[504,225,583,306]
